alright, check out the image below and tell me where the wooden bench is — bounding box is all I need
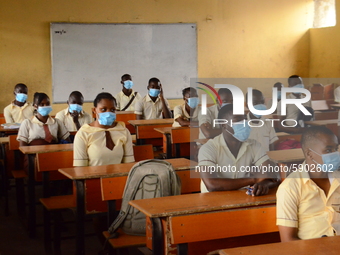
[36,151,75,254]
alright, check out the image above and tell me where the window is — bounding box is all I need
[313,0,336,28]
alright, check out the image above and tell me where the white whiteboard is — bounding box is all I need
[50,23,197,103]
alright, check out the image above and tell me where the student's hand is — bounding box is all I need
[203,122,212,130]
[159,84,164,98]
[251,179,271,196]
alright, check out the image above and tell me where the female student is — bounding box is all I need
[17,92,70,146]
[172,87,200,127]
[73,92,134,166]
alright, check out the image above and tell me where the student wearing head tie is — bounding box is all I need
[17,92,71,146]
[73,92,134,166]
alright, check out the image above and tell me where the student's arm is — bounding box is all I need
[200,122,222,138]
[17,119,29,146]
[19,141,28,146]
[3,107,14,123]
[175,116,191,127]
[56,119,71,143]
[122,129,135,163]
[278,226,300,242]
[134,98,144,120]
[73,131,89,167]
[269,143,276,151]
[159,84,171,119]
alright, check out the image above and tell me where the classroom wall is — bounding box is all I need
[0,0,313,114]
[309,0,340,78]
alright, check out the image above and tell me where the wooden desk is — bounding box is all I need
[219,235,340,255]
[275,132,289,136]
[267,148,304,164]
[19,143,73,238]
[59,158,195,255]
[330,103,340,109]
[128,119,173,145]
[305,119,338,126]
[129,189,277,255]
[0,127,19,136]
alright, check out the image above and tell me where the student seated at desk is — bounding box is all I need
[247,89,278,151]
[267,82,284,114]
[73,92,134,166]
[198,104,279,195]
[55,91,92,132]
[4,83,34,123]
[17,92,71,146]
[277,126,340,242]
[198,88,233,139]
[134,77,171,120]
[172,87,200,127]
[277,75,312,133]
[115,74,141,111]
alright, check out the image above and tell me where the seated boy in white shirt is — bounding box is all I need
[115,74,141,111]
[198,104,279,195]
[277,126,340,242]
[134,77,171,120]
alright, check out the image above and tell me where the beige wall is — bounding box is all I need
[310,0,340,78]
[0,0,313,114]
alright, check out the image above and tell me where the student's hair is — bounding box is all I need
[245,89,263,100]
[217,103,234,119]
[182,87,197,97]
[273,82,283,88]
[301,126,335,150]
[218,88,232,96]
[288,75,301,86]
[33,92,49,106]
[121,74,131,80]
[14,83,27,90]
[148,77,160,84]
[69,91,84,100]
[93,92,116,107]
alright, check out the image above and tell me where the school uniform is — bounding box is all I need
[134,94,170,120]
[55,108,92,132]
[276,93,311,126]
[115,90,142,111]
[276,163,340,239]
[3,101,34,123]
[247,113,278,151]
[17,116,70,144]
[198,134,270,193]
[197,104,219,139]
[73,121,134,166]
[172,104,200,127]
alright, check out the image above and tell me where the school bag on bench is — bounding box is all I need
[108,159,181,237]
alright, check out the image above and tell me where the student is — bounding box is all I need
[134,77,171,120]
[115,74,142,111]
[276,126,340,242]
[55,91,92,132]
[172,87,200,127]
[268,82,284,115]
[198,88,233,139]
[247,89,278,151]
[17,92,70,146]
[277,75,311,133]
[198,104,279,195]
[4,83,34,123]
[73,92,134,166]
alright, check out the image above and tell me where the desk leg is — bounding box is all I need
[151,217,164,255]
[165,133,172,159]
[177,243,188,255]
[27,154,36,238]
[75,180,85,255]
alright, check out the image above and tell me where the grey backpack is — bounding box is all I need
[108,159,181,237]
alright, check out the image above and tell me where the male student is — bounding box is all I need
[268,82,284,115]
[276,126,340,242]
[4,83,34,123]
[55,91,92,131]
[198,88,233,139]
[277,75,312,133]
[247,89,278,151]
[134,77,171,120]
[115,74,141,111]
[198,104,280,195]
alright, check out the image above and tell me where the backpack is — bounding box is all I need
[108,159,181,237]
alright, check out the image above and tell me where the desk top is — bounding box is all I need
[0,127,19,133]
[330,103,340,109]
[116,111,135,115]
[305,119,338,126]
[19,143,73,155]
[129,188,276,218]
[154,126,198,135]
[128,119,174,127]
[267,148,304,163]
[59,158,196,180]
[0,137,9,144]
[276,132,290,136]
[219,235,340,255]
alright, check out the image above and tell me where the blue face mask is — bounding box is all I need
[123,80,134,90]
[293,84,304,95]
[69,104,83,113]
[252,104,267,118]
[187,97,199,109]
[98,112,116,126]
[149,88,160,97]
[277,91,281,100]
[37,106,52,117]
[310,148,340,172]
[16,93,27,103]
[226,120,251,142]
